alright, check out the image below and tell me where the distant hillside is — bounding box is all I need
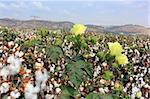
[0,18,149,34]
[105,24,150,34]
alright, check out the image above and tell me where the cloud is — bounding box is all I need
[0,2,7,9]
[0,2,26,9]
[32,1,51,11]
[32,1,44,9]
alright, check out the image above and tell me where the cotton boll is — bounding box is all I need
[15,51,24,57]
[49,84,53,91]
[0,63,3,68]
[8,41,14,48]
[0,82,10,94]
[55,87,61,94]
[7,96,11,99]
[5,55,22,75]
[104,87,109,93]
[50,64,55,73]
[35,68,49,90]
[45,94,54,99]
[8,59,22,75]
[7,55,15,63]
[98,88,105,94]
[10,89,20,99]
[35,62,44,70]
[53,81,60,87]
[0,67,10,80]
[25,83,40,99]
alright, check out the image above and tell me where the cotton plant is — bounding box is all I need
[70,24,87,53]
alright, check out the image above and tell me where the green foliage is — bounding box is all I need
[91,36,98,44]
[60,85,78,99]
[86,92,113,99]
[97,51,106,61]
[64,60,93,88]
[103,71,114,80]
[99,94,113,99]
[86,92,99,99]
[47,46,63,63]
[54,38,63,46]
[37,28,49,38]
[23,38,42,48]
[0,29,17,42]
[81,40,88,49]
[112,63,119,68]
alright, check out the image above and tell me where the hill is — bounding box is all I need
[0,18,149,34]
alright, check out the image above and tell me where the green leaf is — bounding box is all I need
[86,92,99,99]
[81,40,88,49]
[60,85,78,99]
[97,51,106,61]
[54,38,63,46]
[112,63,119,68]
[91,36,98,44]
[64,60,93,88]
[23,38,42,48]
[47,46,63,63]
[103,71,114,80]
[37,28,49,38]
[99,94,113,99]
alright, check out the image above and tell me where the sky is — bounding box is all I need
[0,0,149,26]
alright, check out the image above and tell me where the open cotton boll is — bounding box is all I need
[0,82,10,94]
[25,82,40,99]
[7,55,22,75]
[0,66,10,80]
[0,55,22,79]
[35,68,49,90]
[8,41,14,48]
[10,89,20,99]
[15,51,24,58]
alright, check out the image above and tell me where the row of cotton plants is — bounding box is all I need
[0,24,150,99]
